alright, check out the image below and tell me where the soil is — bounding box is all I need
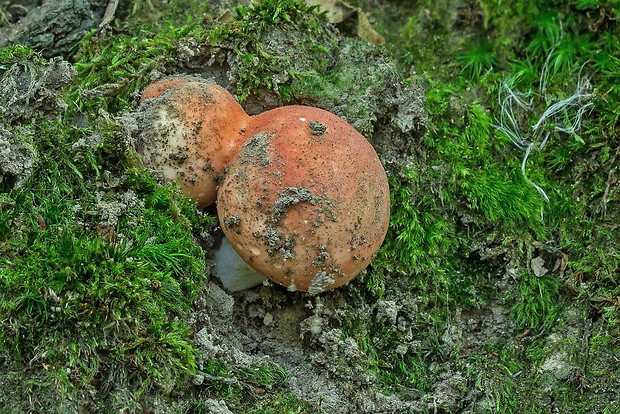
[189,282,422,413]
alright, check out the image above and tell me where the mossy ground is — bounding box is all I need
[0,0,619,412]
[357,0,619,411]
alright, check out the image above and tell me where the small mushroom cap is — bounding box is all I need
[137,77,250,207]
[217,106,390,293]
[140,76,191,103]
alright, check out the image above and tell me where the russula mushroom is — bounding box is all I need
[217,106,390,294]
[136,76,250,207]
[137,77,390,293]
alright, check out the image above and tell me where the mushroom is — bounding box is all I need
[137,78,390,293]
[136,76,250,207]
[216,106,390,294]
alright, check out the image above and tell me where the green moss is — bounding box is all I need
[232,0,325,30]
[510,273,563,332]
[0,116,211,409]
[0,44,44,65]
[344,0,619,407]
[68,22,204,115]
[458,37,498,79]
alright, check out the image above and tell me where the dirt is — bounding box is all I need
[188,275,540,412]
[190,282,423,413]
[131,79,206,182]
[308,120,327,135]
[237,132,273,167]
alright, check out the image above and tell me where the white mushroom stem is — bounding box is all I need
[212,236,267,292]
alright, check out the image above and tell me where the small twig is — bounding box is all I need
[96,0,119,35]
[8,4,29,14]
[196,371,239,384]
[599,148,618,215]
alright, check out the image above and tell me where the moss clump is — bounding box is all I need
[68,0,424,142]
[0,99,211,411]
[322,0,620,410]
[67,0,333,113]
[207,0,337,102]
[69,23,204,116]
[0,44,45,65]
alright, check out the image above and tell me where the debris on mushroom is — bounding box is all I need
[136,76,250,207]
[217,105,390,293]
[139,75,191,103]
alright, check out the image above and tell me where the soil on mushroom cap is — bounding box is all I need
[134,79,251,207]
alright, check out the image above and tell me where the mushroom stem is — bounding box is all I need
[212,236,267,292]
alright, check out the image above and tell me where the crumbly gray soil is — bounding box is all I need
[237,132,272,167]
[0,0,107,58]
[189,282,424,413]
[0,56,76,123]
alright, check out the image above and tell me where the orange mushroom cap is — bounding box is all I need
[217,106,390,293]
[137,77,250,207]
[140,76,191,103]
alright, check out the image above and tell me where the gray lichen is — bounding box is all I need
[0,126,36,189]
[0,56,76,122]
